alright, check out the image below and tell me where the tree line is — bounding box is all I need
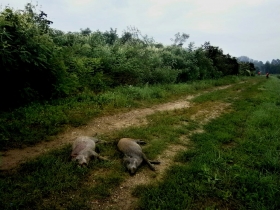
[237,56,280,74]
[0,3,256,111]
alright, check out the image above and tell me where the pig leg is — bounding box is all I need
[142,153,155,171]
[149,160,161,164]
[135,140,147,145]
[90,151,108,161]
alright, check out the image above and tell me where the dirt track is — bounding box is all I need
[0,84,234,210]
[0,85,231,171]
[0,96,194,171]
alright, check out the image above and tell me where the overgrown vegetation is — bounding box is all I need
[1,3,253,112]
[0,3,256,149]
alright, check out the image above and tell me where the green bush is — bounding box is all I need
[0,3,249,111]
[0,4,65,109]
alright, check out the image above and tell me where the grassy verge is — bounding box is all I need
[135,76,280,209]
[0,76,243,149]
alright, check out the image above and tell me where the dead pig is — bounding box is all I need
[71,136,107,166]
[117,138,160,174]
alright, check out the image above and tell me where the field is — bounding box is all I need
[1,75,280,210]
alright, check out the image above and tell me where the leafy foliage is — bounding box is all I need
[0,3,248,111]
[0,4,62,109]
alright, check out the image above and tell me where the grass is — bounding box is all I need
[0,143,125,209]
[2,75,280,209]
[0,98,199,209]
[0,75,245,149]
[135,76,280,209]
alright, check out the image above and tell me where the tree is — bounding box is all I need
[264,61,271,73]
[103,28,118,45]
[170,32,189,46]
[202,42,239,76]
[0,4,65,110]
[187,42,195,52]
[120,31,133,44]
[80,27,91,36]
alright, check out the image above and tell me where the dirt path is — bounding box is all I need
[91,102,231,210]
[0,85,231,171]
[0,96,192,171]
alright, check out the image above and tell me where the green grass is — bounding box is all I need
[0,143,125,209]
[0,101,198,209]
[135,76,280,209]
[2,76,279,209]
[0,76,245,149]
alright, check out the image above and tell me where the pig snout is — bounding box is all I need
[72,155,88,166]
[124,157,138,175]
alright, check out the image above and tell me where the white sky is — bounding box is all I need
[1,0,279,62]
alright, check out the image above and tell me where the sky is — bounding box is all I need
[1,0,279,63]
